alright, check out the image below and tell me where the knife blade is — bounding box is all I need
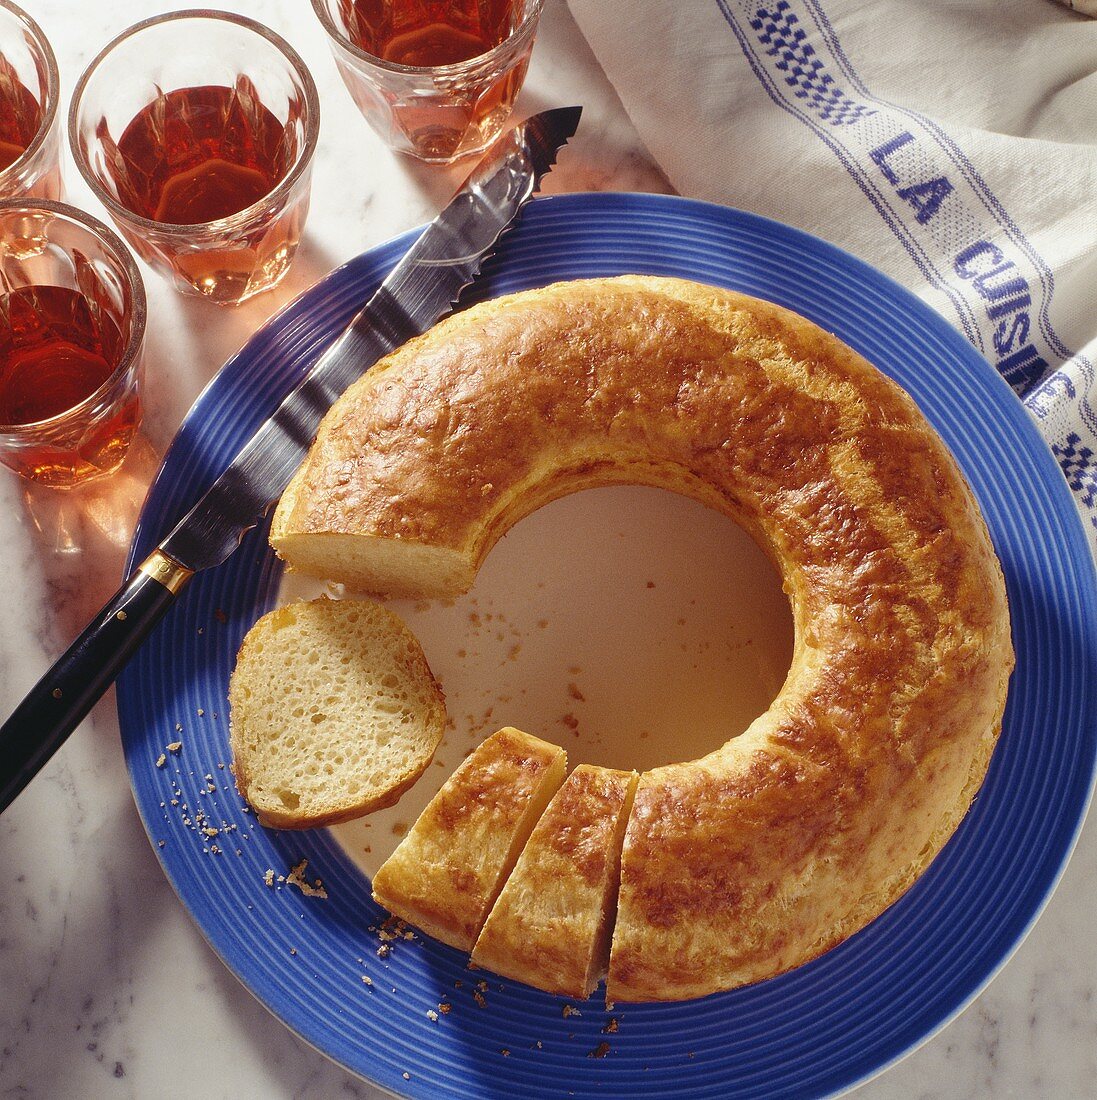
[0,105,582,816]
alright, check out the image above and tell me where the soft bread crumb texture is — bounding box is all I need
[472,765,638,998]
[272,276,1013,1000]
[228,597,446,829]
[371,727,567,951]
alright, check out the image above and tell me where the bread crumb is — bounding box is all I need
[289,947,297,956]
[166,741,182,754]
[500,1049,510,1057]
[197,708,205,717]
[473,990,487,1008]
[155,754,166,768]
[602,1017,619,1034]
[362,975,373,986]
[392,822,407,837]
[438,1002,451,1015]
[567,683,585,703]
[377,944,390,958]
[402,1072,410,1081]
[562,1004,581,1018]
[426,1009,439,1022]
[286,859,328,899]
[589,1042,611,1059]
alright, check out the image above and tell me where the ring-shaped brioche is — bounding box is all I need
[271,276,1013,1001]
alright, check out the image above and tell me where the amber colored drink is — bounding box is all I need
[0,285,137,483]
[340,0,517,66]
[94,81,307,303]
[113,84,291,225]
[325,0,533,161]
[0,55,41,172]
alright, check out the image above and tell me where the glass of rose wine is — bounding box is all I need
[0,199,146,488]
[312,0,544,163]
[68,11,319,306]
[0,0,61,200]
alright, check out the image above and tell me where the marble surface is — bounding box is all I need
[0,1,1094,1098]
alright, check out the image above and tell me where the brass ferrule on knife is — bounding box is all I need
[138,549,194,595]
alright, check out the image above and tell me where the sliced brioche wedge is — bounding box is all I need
[229,597,446,829]
[372,727,567,951]
[472,765,639,998]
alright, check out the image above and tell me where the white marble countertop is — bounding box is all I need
[1,1,1095,1097]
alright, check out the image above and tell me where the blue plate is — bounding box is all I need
[119,193,1097,1099]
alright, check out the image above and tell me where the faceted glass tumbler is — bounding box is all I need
[0,0,61,200]
[69,11,320,305]
[311,0,543,163]
[0,199,146,488]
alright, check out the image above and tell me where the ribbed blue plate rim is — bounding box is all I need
[117,192,1097,1100]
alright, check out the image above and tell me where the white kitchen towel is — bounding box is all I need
[567,0,1097,557]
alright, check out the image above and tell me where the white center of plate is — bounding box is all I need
[279,484,794,879]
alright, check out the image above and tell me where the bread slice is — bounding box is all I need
[228,597,446,829]
[472,765,639,998]
[371,727,567,951]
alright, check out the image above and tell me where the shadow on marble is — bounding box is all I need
[0,781,181,1098]
[18,432,162,638]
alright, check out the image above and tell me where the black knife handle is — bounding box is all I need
[0,549,194,815]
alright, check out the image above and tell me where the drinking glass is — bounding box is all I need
[0,0,60,200]
[0,199,146,488]
[311,0,544,163]
[69,11,320,305]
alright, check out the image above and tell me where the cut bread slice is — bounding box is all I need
[472,765,639,999]
[228,597,446,829]
[371,727,567,951]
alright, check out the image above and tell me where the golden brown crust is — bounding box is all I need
[371,727,567,951]
[471,765,638,998]
[276,276,1013,1000]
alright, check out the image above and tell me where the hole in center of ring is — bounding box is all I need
[284,484,795,879]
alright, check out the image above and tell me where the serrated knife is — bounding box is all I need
[0,105,582,815]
